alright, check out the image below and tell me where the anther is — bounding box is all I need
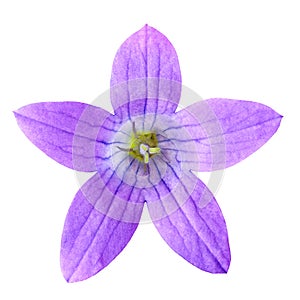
[149,147,160,154]
[139,143,149,164]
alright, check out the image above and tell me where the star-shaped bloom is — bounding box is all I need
[14,25,282,282]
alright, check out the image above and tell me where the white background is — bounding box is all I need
[0,0,299,299]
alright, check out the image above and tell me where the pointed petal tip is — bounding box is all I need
[273,110,283,131]
[13,107,23,118]
[13,108,26,124]
[202,257,230,274]
[61,261,99,283]
[62,272,74,283]
[137,24,160,37]
[204,254,231,274]
[141,23,151,30]
[60,258,73,283]
[63,274,83,284]
[139,24,164,36]
[219,260,230,274]
[272,106,283,120]
[62,274,81,284]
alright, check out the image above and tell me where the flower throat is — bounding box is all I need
[118,122,161,164]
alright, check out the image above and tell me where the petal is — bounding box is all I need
[113,99,176,124]
[14,102,112,171]
[171,99,283,171]
[110,25,182,115]
[61,172,144,282]
[147,168,230,273]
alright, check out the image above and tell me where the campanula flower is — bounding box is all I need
[14,25,282,282]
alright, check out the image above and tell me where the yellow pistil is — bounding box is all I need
[128,126,160,164]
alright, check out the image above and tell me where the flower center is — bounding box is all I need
[128,128,161,164]
[117,122,161,164]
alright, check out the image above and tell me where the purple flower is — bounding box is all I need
[14,25,282,283]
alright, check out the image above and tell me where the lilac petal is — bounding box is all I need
[61,172,144,282]
[113,99,177,127]
[172,99,282,171]
[147,169,230,273]
[14,102,112,171]
[110,25,182,114]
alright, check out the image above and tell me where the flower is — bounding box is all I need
[14,25,282,283]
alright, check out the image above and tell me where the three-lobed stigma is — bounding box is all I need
[129,127,161,164]
[118,122,161,164]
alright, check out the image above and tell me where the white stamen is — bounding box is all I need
[139,143,149,163]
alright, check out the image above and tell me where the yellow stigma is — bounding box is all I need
[128,128,160,164]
